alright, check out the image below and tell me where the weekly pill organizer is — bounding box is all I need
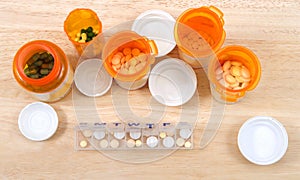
[75,122,193,150]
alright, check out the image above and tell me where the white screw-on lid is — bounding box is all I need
[18,102,58,141]
[132,9,176,57]
[74,59,112,97]
[238,116,288,165]
[149,58,197,106]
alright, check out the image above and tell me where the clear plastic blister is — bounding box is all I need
[74,122,194,151]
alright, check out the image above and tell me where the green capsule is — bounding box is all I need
[34,60,43,66]
[86,37,91,42]
[40,68,49,75]
[29,68,38,74]
[40,52,49,59]
[80,29,86,34]
[32,53,40,61]
[24,68,30,76]
[87,26,93,33]
[87,32,94,38]
[27,57,36,65]
[29,74,40,79]
[48,63,54,69]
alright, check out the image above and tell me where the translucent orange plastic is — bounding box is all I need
[64,8,102,55]
[174,6,226,68]
[102,31,158,82]
[13,40,73,102]
[208,46,261,103]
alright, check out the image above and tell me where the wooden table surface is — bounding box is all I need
[1,0,300,179]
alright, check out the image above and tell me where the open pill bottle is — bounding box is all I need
[64,8,102,55]
[174,6,226,68]
[13,40,73,102]
[102,30,157,90]
[208,46,261,103]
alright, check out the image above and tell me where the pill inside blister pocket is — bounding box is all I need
[93,131,106,140]
[163,136,175,148]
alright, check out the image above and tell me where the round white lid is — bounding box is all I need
[18,102,58,141]
[238,116,288,165]
[132,9,176,57]
[149,58,197,106]
[74,59,112,97]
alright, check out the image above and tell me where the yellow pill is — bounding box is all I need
[76,32,81,38]
[159,132,167,139]
[131,48,140,56]
[123,48,131,55]
[230,66,241,77]
[230,82,240,88]
[74,37,79,42]
[81,33,87,41]
[241,66,250,79]
[79,140,88,148]
[112,56,121,65]
[184,141,192,148]
[125,54,132,61]
[231,61,242,66]
[225,74,236,84]
[222,61,231,72]
[135,140,142,147]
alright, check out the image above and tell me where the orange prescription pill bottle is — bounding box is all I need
[208,46,261,103]
[64,8,102,55]
[13,40,74,102]
[102,31,157,90]
[174,6,226,68]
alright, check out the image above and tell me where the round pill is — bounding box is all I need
[179,128,192,139]
[82,129,93,138]
[163,136,175,148]
[99,139,109,148]
[79,140,88,148]
[135,139,142,147]
[130,131,141,140]
[110,139,120,148]
[146,136,158,148]
[159,132,167,139]
[93,131,105,140]
[176,138,185,147]
[127,139,135,148]
[184,141,192,148]
[114,132,125,140]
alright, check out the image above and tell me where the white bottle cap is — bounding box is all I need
[238,116,288,165]
[74,59,112,97]
[132,9,176,57]
[18,102,58,141]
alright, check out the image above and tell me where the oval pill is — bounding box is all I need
[241,67,250,78]
[222,61,231,71]
[225,74,237,84]
[230,66,241,77]
[123,48,131,55]
[231,61,242,66]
